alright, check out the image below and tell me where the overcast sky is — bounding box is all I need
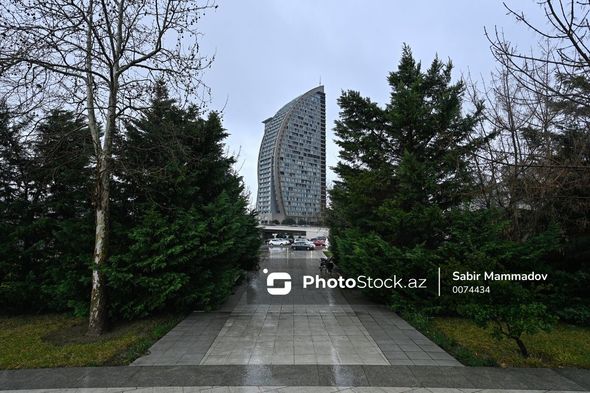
[196,1,544,206]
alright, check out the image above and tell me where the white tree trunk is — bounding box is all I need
[88,152,110,336]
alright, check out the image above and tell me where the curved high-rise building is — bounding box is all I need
[256,86,326,224]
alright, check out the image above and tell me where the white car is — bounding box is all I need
[268,238,290,247]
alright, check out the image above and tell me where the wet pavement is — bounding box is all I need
[200,305,389,365]
[0,387,586,393]
[133,248,461,366]
[4,249,590,392]
[2,365,590,391]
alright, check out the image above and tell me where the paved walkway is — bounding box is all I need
[133,249,459,367]
[0,387,586,393]
[1,365,589,391]
[200,305,388,365]
[3,248,590,392]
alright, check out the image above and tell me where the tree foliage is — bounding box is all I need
[0,85,260,320]
[469,0,590,325]
[328,46,561,357]
[0,107,94,314]
[329,45,490,307]
[107,83,260,319]
[0,0,216,335]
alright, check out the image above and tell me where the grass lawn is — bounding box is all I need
[432,317,590,368]
[0,314,182,369]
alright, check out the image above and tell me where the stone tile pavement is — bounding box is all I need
[0,387,585,392]
[200,305,388,365]
[133,249,461,367]
[132,313,229,366]
[355,308,459,366]
[1,365,589,391]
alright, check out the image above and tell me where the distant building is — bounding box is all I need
[256,86,326,224]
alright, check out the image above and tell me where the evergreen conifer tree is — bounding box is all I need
[107,82,259,319]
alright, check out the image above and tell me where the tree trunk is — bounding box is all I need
[88,153,110,336]
[514,336,529,357]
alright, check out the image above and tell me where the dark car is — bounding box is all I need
[291,240,315,251]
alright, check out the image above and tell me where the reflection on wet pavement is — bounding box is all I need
[200,304,388,365]
[135,248,461,366]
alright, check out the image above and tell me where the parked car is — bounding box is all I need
[312,238,326,247]
[268,238,290,247]
[291,240,316,251]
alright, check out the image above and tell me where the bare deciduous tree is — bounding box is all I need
[0,0,215,335]
[487,0,590,107]
[467,56,563,239]
[469,0,590,238]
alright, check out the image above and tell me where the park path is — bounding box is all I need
[4,251,590,392]
[1,387,586,393]
[132,249,461,367]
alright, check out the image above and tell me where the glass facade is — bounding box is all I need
[256,86,326,224]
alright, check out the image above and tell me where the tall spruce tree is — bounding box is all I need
[33,110,95,314]
[118,81,239,210]
[329,45,485,305]
[0,108,94,313]
[107,82,260,319]
[0,103,38,312]
[329,47,559,356]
